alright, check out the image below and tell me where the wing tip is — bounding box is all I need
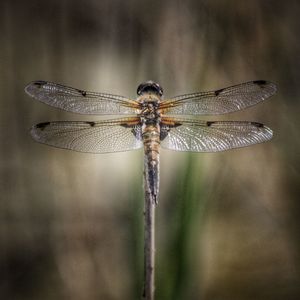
[30,122,50,141]
[30,124,40,141]
[253,80,277,96]
[251,122,273,141]
[263,125,273,140]
[25,80,47,97]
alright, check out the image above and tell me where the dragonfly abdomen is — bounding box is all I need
[142,124,160,204]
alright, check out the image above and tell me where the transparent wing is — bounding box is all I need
[160,80,276,115]
[160,118,273,152]
[25,81,140,115]
[31,118,143,153]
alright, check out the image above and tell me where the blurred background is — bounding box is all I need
[0,0,299,299]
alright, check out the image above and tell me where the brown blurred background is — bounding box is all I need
[0,0,299,299]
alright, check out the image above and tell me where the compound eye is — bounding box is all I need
[137,83,146,95]
[137,81,163,96]
[156,84,163,96]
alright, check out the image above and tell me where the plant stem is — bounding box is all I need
[142,188,155,300]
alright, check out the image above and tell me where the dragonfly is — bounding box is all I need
[26,80,276,204]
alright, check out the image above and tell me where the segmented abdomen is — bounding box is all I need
[143,124,160,204]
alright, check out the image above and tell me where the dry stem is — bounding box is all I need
[142,189,155,299]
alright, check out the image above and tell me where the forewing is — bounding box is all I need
[25,81,140,115]
[161,80,276,115]
[161,118,273,152]
[31,118,143,153]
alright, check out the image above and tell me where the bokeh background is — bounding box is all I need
[0,0,299,299]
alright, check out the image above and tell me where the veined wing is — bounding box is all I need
[25,81,140,115]
[160,118,273,152]
[31,118,143,153]
[160,80,276,115]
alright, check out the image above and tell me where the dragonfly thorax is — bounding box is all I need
[140,102,161,122]
[138,88,161,121]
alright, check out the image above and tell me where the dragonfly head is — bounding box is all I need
[137,81,163,97]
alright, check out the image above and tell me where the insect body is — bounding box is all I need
[26,79,276,204]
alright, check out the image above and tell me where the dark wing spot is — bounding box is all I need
[34,80,47,88]
[173,122,182,128]
[120,121,142,128]
[160,122,182,140]
[132,127,143,140]
[78,89,87,97]
[120,123,131,128]
[215,88,224,96]
[206,121,215,127]
[253,80,267,87]
[36,122,50,130]
[160,126,170,141]
[251,122,264,128]
[86,121,96,127]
